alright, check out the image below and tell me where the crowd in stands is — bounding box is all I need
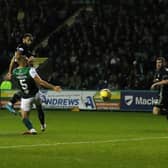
[1,0,168,90]
[36,0,168,90]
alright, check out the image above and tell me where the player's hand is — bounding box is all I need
[53,86,62,92]
[28,56,34,62]
[28,56,34,66]
[151,84,156,90]
[6,72,12,80]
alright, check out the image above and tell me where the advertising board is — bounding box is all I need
[121,90,159,111]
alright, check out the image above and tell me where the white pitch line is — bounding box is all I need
[0,136,168,149]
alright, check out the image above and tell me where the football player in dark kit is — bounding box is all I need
[151,57,168,117]
[6,33,46,131]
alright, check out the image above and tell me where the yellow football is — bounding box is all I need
[100,89,111,99]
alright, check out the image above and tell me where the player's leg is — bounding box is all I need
[35,93,46,131]
[153,106,161,115]
[5,91,22,114]
[37,104,46,131]
[153,89,163,115]
[161,92,168,119]
[21,97,37,134]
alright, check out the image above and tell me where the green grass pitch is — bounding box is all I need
[0,109,168,168]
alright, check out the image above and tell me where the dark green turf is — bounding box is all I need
[0,110,168,168]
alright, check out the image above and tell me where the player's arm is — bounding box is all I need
[151,80,168,89]
[30,68,61,91]
[8,53,19,78]
[8,56,15,76]
[8,48,23,76]
[34,75,61,91]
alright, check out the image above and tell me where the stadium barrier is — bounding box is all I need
[0,89,158,111]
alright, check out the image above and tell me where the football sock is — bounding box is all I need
[10,92,21,105]
[22,118,33,130]
[36,104,45,125]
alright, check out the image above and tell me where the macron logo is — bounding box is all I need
[124,95,133,106]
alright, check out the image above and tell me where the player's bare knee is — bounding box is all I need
[152,107,160,115]
[21,110,28,119]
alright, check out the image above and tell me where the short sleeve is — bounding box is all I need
[29,67,38,78]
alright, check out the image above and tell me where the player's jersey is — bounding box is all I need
[16,43,34,58]
[13,67,39,98]
[154,67,168,91]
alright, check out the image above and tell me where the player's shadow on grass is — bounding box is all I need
[0,132,24,137]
